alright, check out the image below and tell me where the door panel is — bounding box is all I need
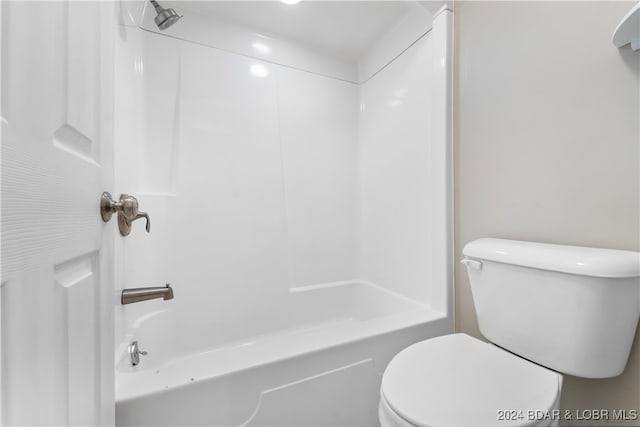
[1,1,115,425]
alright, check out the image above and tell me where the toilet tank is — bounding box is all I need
[462,238,640,378]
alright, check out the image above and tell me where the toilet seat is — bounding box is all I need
[380,334,562,427]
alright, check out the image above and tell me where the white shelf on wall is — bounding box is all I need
[613,2,640,50]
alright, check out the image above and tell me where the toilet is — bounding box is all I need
[379,238,640,427]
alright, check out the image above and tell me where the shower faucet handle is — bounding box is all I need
[100,192,151,236]
[134,211,151,233]
[116,194,151,235]
[118,194,142,220]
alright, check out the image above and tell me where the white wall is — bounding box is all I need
[358,8,452,314]
[455,2,639,425]
[115,24,359,361]
[277,66,358,286]
[358,35,433,304]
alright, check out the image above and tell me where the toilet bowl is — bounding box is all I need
[379,334,562,427]
[379,238,640,427]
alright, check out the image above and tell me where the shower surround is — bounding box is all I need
[114,2,453,425]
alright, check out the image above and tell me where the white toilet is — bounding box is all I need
[379,238,640,427]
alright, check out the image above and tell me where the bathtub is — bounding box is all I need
[115,281,450,426]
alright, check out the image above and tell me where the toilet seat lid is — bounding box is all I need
[381,334,561,427]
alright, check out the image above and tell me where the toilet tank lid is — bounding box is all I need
[463,238,640,278]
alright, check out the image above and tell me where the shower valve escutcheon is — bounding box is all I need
[100,192,150,236]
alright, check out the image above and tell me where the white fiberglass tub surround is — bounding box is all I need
[114,2,453,426]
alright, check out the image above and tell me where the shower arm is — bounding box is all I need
[149,0,162,13]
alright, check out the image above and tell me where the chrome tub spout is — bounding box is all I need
[121,284,174,305]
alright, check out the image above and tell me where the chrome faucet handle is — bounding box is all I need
[128,340,147,366]
[100,192,151,236]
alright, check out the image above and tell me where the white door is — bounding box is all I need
[1,1,115,425]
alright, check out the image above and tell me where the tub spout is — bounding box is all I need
[121,284,174,305]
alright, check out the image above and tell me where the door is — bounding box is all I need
[1,1,115,425]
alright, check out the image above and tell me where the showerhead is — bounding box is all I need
[149,0,182,30]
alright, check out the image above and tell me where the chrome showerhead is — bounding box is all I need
[149,0,182,30]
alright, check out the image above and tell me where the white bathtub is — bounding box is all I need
[115,281,450,426]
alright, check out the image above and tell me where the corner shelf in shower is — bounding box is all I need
[613,2,640,50]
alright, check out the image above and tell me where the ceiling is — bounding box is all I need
[171,1,415,62]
